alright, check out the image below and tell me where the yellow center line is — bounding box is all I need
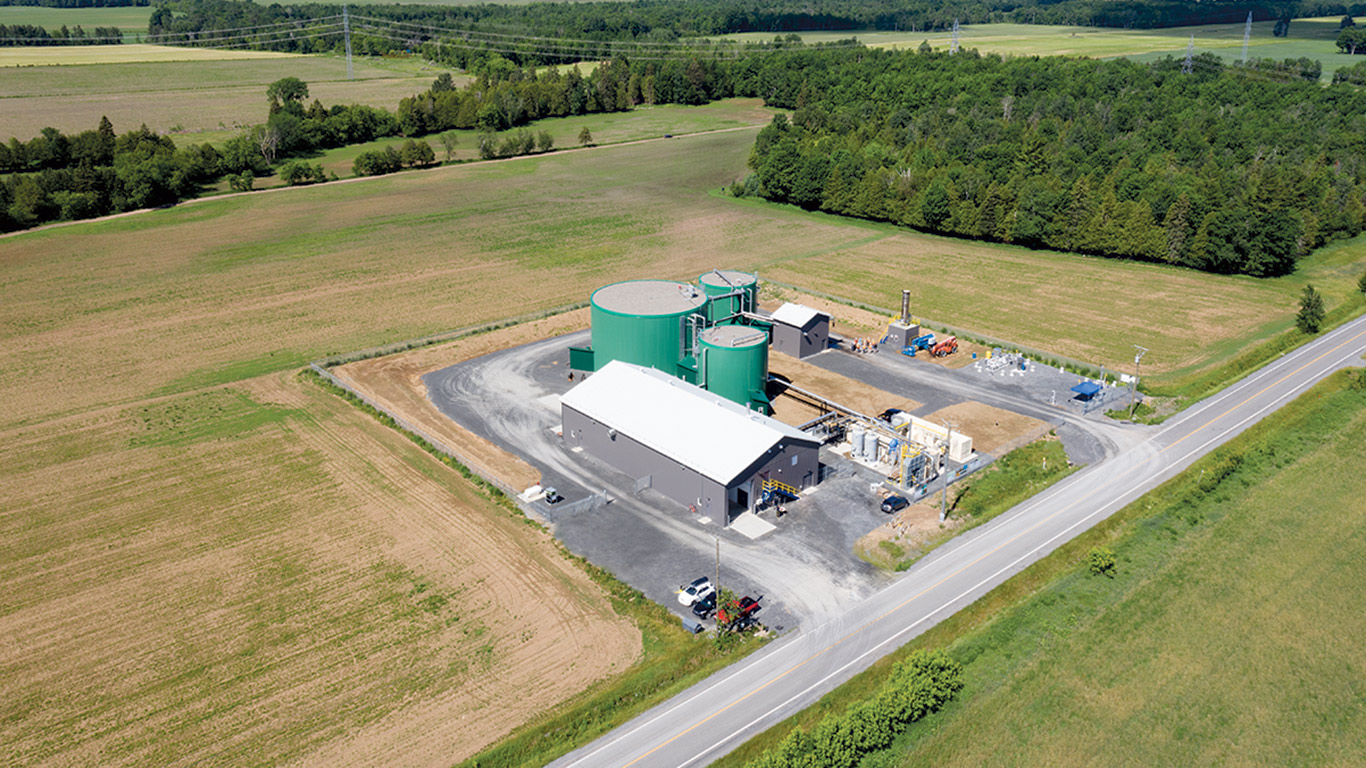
[621,323,1366,767]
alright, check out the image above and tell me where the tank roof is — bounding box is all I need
[701,324,768,348]
[592,280,706,316]
[698,270,757,288]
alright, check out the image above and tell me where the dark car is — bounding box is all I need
[692,590,717,619]
[878,408,904,422]
[881,495,909,514]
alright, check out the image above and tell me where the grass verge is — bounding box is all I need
[303,368,768,767]
[718,367,1366,767]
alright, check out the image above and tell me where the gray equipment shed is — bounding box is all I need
[560,361,820,523]
[769,302,831,359]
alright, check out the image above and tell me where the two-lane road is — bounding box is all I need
[552,314,1366,768]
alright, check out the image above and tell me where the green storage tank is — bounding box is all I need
[699,323,771,413]
[698,270,758,324]
[588,280,707,376]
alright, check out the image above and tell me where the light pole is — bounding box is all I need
[1129,345,1148,419]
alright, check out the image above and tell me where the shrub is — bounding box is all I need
[536,130,554,153]
[277,160,326,185]
[352,146,402,177]
[746,650,962,768]
[399,138,436,168]
[1088,546,1117,578]
[228,171,254,192]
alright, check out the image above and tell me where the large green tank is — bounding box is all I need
[698,270,759,324]
[699,323,771,413]
[587,280,707,376]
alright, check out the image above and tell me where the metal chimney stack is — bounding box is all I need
[900,290,911,325]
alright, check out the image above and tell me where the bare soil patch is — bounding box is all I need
[921,401,1051,457]
[856,498,963,569]
[334,309,592,492]
[767,353,921,423]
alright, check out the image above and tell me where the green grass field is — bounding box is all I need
[0,54,457,141]
[0,5,151,36]
[720,369,1366,767]
[722,17,1359,79]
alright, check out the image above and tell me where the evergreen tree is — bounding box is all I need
[1296,284,1325,334]
[1163,193,1192,264]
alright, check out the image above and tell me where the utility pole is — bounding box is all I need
[1129,345,1148,418]
[714,535,720,599]
[939,420,957,522]
[1182,34,1194,74]
[950,18,960,55]
[1242,11,1253,63]
[343,5,353,81]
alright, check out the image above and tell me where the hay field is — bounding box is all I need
[0,43,298,67]
[0,371,639,766]
[894,377,1366,766]
[722,17,1356,78]
[0,56,454,139]
[0,111,1336,426]
[0,5,151,35]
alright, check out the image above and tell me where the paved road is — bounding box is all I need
[551,314,1366,768]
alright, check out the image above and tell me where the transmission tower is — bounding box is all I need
[343,5,353,80]
[950,18,960,54]
[1242,11,1252,62]
[1182,34,1194,74]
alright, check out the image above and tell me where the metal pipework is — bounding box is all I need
[901,289,911,325]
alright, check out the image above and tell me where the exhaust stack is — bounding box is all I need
[900,290,911,325]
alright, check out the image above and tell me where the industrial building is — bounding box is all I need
[769,302,831,360]
[560,361,820,522]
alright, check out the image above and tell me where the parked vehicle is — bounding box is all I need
[692,590,717,619]
[543,487,562,504]
[881,495,909,514]
[717,595,762,629]
[878,408,904,422]
[678,577,712,606]
[931,336,958,357]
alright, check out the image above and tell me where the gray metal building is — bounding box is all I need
[769,302,831,359]
[560,361,821,523]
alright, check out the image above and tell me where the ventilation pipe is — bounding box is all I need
[900,290,911,325]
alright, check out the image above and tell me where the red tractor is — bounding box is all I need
[931,336,959,357]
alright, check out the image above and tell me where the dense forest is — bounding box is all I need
[744,48,1366,277]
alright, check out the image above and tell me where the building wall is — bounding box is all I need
[562,405,726,517]
[738,440,821,508]
[772,318,830,359]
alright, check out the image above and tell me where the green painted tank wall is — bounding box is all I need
[698,272,758,324]
[589,282,704,376]
[700,332,769,413]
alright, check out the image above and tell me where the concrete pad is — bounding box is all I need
[730,512,777,539]
[537,393,562,412]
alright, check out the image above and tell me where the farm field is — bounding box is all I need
[890,374,1366,766]
[761,221,1365,379]
[292,99,777,179]
[0,370,640,766]
[0,55,454,139]
[0,42,297,67]
[722,17,1357,78]
[0,5,152,35]
[4,110,1358,430]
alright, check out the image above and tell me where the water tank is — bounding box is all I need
[699,324,770,413]
[589,280,708,376]
[698,270,759,323]
[849,428,866,459]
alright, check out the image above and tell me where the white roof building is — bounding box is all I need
[560,360,818,485]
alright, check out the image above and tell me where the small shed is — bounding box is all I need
[769,302,830,359]
[560,361,821,523]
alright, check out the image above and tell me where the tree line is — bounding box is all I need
[742,47,1366,277]
[146,0,1366,67]
[0,23,122,45]
[0,0,145,6]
